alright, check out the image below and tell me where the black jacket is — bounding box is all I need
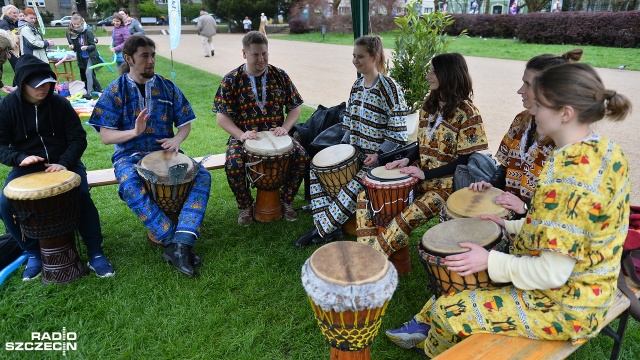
[0,17,18,31]
[0,54,87,169]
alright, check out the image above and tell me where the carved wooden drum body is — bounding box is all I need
[3,170,87,284]
[301,241,398,360]
[243,131,294,222]
[418,218,507,297]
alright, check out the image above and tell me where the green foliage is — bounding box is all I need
[137,0,164,18]
[388,1,464,113]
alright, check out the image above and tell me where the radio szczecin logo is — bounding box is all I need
[5,328,77,356]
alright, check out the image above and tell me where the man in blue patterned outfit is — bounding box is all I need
[89,35,210,277]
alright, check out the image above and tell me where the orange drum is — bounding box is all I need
[243,131,294,222]
[3,171,88,284]
[137,151,197,247]
[418,218,507,297]
[311,144,360,200]
[301,241,398,360]
[362,166,418,276]
[440,187,510,223]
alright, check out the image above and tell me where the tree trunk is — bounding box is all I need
[129,0,139,19]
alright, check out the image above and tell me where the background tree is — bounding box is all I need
[521,0,550,12]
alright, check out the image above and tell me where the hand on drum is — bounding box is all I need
[156,137,182,152]
[478,214,505,228]
[444,242,489,277]
[384,158,409,170]
[240,130,259,141]
[363,153,378,167]
[494,191,527,214]
[44,163,67,172]
[19,155,45,167]
[469,181,492,192]
[269,127,288,137]
[399,166,425,180]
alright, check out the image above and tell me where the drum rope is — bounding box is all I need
[366,197,413,215]
[245,159,266,186]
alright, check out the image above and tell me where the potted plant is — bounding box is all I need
[388,2,464,115]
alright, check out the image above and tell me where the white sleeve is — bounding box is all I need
[504,218,525,238]
[488,250,576,290]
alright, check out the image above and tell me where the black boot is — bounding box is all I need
[295,227,321,248]
[162,243,195,277]
[312,228,344,244]
[191,250,202,268]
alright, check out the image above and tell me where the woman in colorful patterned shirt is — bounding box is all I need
[356,53,489,258]
[469,49,583,219]
[294,35,408,247]
[386,63,632,357]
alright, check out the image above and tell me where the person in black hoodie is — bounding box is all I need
[0,55,114,281]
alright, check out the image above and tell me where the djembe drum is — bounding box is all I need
[362,166,418,276]
[301,241,398,360]
[243,131,294,222]
[3,170,88,284]
[418,218,507,297]
[311,144,361,235]
[136,151,198,246]
[440,187,510,222]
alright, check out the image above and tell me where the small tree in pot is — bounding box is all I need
[388,2,464,114]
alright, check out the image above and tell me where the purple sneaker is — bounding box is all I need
[386,318,430,349]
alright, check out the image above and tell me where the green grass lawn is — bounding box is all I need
[278,32,639,71]
[0,46,639,359]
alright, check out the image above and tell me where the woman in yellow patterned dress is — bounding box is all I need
[356,52,489,258]
[386,63,632,357]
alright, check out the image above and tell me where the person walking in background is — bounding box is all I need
[0,55,115,280]
[214,31,310,227]
[89,35,211,277]
[259,13,267,36]
[68,15,103,99]
[110,12,130,70]
[242,16,252,33]
[197,8,216,58]
[119,8,144,35]
[295,35,408,247]
[18,8,53,63]
[385,62,631,358]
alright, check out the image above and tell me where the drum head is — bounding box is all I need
[243,131,294,156]
[140,151,195,178]
[366,166,411,184]
[312,144,356,168]
[446,187,509,218]
[421,218,501,255]
[3,170,81,200]
[309,241,389,286]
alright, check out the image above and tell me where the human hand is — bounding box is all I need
[134,108,150,136]
[109,47,115,53]
[444,242,489,277]
[477,214,505,228]
[2,85,16,93]
[48,40,55,46]
[469,181,492,192]
[269,127,288,137]
[494,192,526,214]
[81,46,88,51]
[156,137,182,152]
[399,165,425,180]
[363,154,378,167]
[69,45,74,50]
[44,163,67,172]
[240,130,259,141]
[385,158,409,170]
[19,155,45,166]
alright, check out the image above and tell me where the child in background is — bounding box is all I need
[68,14,102,99]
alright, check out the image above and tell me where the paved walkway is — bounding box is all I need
[96,31,640,203]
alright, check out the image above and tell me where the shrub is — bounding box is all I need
[289,18,311,34]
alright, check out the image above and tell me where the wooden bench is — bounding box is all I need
[86,154,226,187]
[434,276,640,360]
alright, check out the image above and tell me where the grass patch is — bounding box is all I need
[0,46,638,359]
[277,32,639,71]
